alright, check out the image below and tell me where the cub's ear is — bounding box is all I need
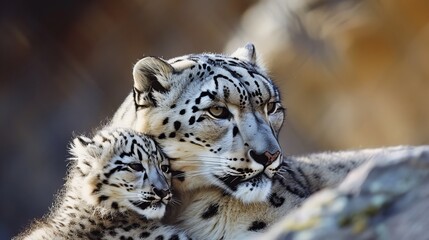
[71,136,102,160]
[74,135,94,146]
[230,43,257,64]
[133,57,174,108]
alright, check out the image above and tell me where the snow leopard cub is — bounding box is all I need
[15,128,189,240]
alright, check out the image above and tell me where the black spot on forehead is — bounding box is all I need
[224,66,243,79]
[195,90,215,104]
[223,86,230,99]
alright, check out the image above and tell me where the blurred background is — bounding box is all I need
[1,0,428,238]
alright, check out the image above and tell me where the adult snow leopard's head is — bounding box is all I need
[111,44,285,203]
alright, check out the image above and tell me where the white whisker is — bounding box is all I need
[274,173,288,182]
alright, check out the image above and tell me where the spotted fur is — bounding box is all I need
[110,44,285,203]
[15,128,189,240]
[104,45,412,239]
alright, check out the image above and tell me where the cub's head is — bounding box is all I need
[111,44,285,203]
[70,128,172,219]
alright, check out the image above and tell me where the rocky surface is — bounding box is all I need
[263,145,429,240]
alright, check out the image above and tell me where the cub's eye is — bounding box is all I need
[266,102,278,114]
[207,106,230,119]
[161,165,170,173]
[128,163,144,172]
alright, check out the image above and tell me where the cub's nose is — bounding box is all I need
[249,150,281,166]
[153,188,170,199]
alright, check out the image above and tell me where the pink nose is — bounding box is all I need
[249,150,281,166]
[264,151,280,164]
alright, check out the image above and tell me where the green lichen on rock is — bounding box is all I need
[338,203,382,233]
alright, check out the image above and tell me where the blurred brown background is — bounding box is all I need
[1,0,428,238]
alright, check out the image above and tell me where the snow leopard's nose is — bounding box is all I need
[153,188,170,199]
[249,150,281,167]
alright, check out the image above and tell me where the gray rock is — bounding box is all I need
[264,146,429,240]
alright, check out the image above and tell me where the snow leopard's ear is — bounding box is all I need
[133,57,174,108]
[71,135,103,160]
[230,43,257,64]
[69,135,106,177]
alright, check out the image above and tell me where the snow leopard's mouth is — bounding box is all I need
[214,173,270,192]
[130,200,164,210]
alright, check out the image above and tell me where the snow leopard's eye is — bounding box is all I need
[161,165,170,173]
[266,102,278,114]
[128,163,144,172]
[207,106,231,119]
